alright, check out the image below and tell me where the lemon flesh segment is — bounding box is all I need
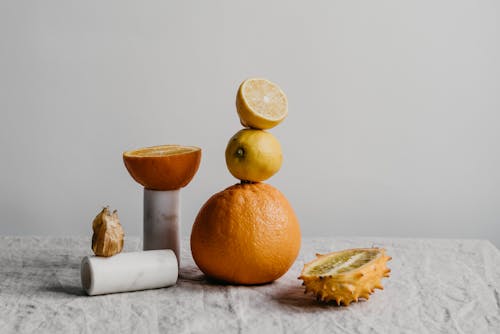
[237,78,288,130]
[299,248,391,306]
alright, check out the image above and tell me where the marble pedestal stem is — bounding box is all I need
[143,188,180,265]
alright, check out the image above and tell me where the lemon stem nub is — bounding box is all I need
[236,148,245,158]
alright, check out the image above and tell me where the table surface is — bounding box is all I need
[1,236,500,334]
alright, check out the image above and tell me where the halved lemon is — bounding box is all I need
[299,248,391,306]
[123,145,201,190]
[236,78,288,130]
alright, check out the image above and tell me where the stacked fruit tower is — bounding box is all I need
[121,78,390,304]
[191,78,301,284]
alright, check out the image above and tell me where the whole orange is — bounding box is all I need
[190,182,301,285]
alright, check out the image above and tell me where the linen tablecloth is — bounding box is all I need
[1,236,499,333]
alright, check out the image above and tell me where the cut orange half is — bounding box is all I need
[123,145,201,190]
[236,78,288,130]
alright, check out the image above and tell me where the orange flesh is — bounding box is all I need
[124,145,199,158]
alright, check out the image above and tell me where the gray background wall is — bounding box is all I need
[1,1,499,247]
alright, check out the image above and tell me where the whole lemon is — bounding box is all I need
[225,129,282,182]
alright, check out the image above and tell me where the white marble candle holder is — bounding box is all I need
[143,189,180,264]
[81,250,178,296]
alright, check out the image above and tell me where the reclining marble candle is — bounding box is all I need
[81,250,178,296]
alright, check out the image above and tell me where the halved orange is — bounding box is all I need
[123,145,201,190]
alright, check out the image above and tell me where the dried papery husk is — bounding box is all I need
[299,248,391,306]
[91,207,124,257]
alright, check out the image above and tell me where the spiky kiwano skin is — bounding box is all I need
[298,248,391,306]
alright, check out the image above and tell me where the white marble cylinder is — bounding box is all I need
[81,250,178,296]
[143,189,180,264]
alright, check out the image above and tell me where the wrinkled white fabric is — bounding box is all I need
[0,237,499,333]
